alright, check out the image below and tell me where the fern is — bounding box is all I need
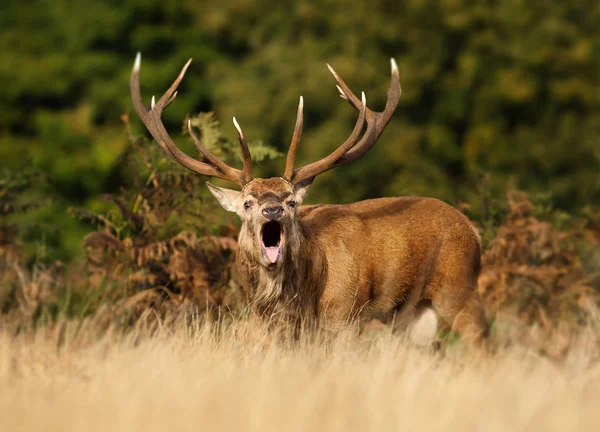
[187,112,282,164]
[69,112,281,319]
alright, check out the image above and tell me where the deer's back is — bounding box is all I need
[299,196,479,248]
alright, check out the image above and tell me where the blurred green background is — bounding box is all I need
[1,0,599,261]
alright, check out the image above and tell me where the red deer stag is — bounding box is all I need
[130,53,489,349]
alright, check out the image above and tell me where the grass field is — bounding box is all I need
[1,314,600,432]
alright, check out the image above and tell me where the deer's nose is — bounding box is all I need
[262,205,284,221]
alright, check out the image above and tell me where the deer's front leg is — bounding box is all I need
[317,288,362,336]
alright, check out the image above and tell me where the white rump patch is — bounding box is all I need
[408,307,438,347]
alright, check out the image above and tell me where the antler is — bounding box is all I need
[130,53,253,186]
[284,59,401,185]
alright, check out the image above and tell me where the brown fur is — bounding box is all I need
[211,178,489,349]
[130,54,487,349]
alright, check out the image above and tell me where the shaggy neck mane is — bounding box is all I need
[236,222,324,320]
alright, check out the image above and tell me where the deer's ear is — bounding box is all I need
[294,177,313,205]
[206,182,242,213]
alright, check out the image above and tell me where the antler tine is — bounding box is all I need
[130,53,247,186]
[283,96,304,181]
[290,93,367,184]
[187,119,245,183]
[328,58,401,140]
[327,63,362,110]
[290,59,401,185]
[233,117,253,183]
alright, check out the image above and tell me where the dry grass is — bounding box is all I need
[1,315,600,432]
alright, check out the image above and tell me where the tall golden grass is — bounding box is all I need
[1,313,600,432]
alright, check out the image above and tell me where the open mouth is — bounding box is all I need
[261,221,283,264]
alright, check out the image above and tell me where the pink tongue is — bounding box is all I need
[265,247,280,264]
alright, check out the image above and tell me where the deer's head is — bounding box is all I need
[205,177,309,267]
[130,53,400,269]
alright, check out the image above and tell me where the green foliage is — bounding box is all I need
[0,170,54,263]
[188,112,283,164]
[0,171,48,224]
[0,0,599,259]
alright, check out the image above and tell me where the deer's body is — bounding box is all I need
[236,191,487,344]
[131,53,489,350]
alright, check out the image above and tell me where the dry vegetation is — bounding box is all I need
[2,315,600,432]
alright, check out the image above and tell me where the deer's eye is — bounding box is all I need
[287,200,296,208]
[244,201,252,210]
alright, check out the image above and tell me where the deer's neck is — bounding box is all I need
[236,223,323,316]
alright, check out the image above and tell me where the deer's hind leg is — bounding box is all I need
[425,247,489,352]
[432,289,488,351]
